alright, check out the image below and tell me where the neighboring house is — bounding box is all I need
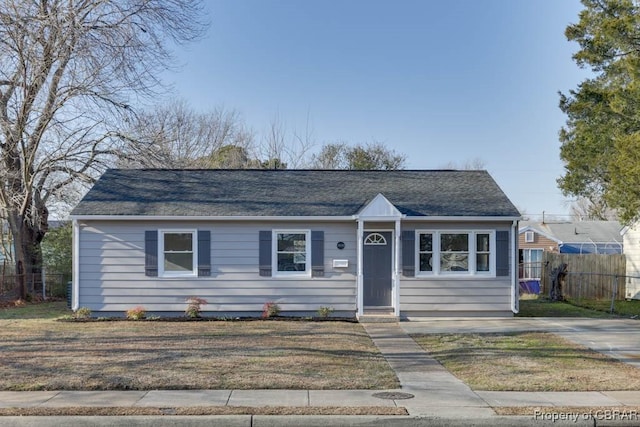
[70,169,521,318]
[518,220,623,293]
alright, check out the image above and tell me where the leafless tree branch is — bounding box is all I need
[0,0,208,293]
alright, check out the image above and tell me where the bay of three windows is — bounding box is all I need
[417,231,495,276]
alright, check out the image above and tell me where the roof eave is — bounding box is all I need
[70,214,356,221]
[71,214,522,222]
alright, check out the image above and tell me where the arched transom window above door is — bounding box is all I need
[364,233,387,245]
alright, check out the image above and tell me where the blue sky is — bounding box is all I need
[165,0,591,220]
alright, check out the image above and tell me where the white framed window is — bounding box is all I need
[440,233,469,272]
[476,233,491,272]
[416,230,495,276]
[159,230,197,277]
[418,233,433,272]
[273,230,311,277]
[519,248,542,279]
[524,231,535,243]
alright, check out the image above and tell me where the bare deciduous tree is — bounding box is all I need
[0,0,207,297]
[440,157,487,170]
[259,113,315,169]
[569,196,618,221]
[120,99,254,169]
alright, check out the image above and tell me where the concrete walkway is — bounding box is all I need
[4,318,640,426]
[364,320,640,419]
[362,322,495,419]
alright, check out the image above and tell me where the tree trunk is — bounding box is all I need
[7,208,47,300]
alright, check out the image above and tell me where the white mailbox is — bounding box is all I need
[332,259,349,268]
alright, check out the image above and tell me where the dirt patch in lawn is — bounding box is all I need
[0,320,399,391]
[0,406,408,416]
[412,332,640,391]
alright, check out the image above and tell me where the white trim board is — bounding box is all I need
[71,214,521,222]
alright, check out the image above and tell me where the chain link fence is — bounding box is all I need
[521,252,640,316]
[0,271,68,301]
[552,271,635,314]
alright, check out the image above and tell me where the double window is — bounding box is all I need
[274,230,311,276]
[416,230,495,276]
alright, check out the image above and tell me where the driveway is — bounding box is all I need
[400,317,640,369]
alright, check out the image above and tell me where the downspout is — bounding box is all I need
[356,219,364,318]
[72,219,80,310]
[511,220,519,314]
[394,219,401,317]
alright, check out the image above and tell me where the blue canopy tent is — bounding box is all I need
[558,242,622,254]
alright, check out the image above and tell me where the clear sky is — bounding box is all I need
[163,0,592,221]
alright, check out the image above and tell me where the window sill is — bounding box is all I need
[411,274,497,280]
[272,273,312,279]
[159,273,198,279]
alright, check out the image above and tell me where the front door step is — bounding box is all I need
[359,307,399,323]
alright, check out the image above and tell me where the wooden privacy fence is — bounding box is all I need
[541,252,626,300]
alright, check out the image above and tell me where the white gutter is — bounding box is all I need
[401,216,522,222]
[70,215,357,222]
[511,220,519,314]
[71,214,522,222]
[394,219,401,317]
[72,219,80,311]
[356,219,364,318]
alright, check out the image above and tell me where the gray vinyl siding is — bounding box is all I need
[77,220,357,313]
[76,218,516,316]
[399,221,514,315]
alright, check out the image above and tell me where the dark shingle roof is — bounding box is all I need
[520,221,623,244]
[71,169,521,217]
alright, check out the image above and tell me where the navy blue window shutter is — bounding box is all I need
[311,231,324,277]
[198,230,211,277]
[402,230,415,277]
[145,230,158,277]
[496,230,509,277]
[259,231,272,277]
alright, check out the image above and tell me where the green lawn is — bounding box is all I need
[570,298,640,317]
[517,294,640,318]
[517,296,615,318]
[0,300,71,320]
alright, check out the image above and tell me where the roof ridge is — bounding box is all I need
[109,168,488,173]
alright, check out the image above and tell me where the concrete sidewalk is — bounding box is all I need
[3,318,640,426]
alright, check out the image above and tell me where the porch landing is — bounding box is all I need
[358,307,399,323]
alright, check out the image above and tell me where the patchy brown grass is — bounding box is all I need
[0,319,399,391]
[0,406,408,416]
[412,332,640,391]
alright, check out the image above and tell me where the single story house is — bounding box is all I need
[70,169,522,318]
